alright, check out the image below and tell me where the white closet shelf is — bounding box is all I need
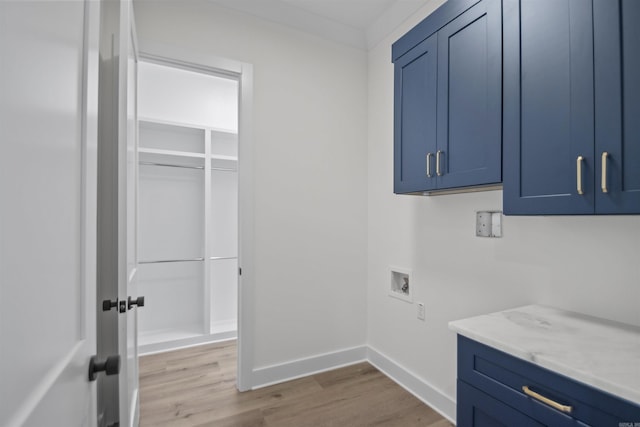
[139,116,237,135]
[211,154,238,162]
[211,128,238,136]
[139,147,206,158]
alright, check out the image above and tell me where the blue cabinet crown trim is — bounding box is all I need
[392,0,482,62]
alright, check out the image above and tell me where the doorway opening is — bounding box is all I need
[133,48,255,391]
[136,59,239,353]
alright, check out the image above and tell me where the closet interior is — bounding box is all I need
[136,60,239,354]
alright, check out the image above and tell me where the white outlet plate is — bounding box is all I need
[417,302,425,320]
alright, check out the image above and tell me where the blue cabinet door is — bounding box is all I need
[594,0,640,213]
[503,0,595,214]
[394,34,438,194]
[436,0,502,189]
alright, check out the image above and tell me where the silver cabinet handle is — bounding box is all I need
[601,152,609,193]
[436,150,443,176]
[576,156,584,195]
[426,153,433,178]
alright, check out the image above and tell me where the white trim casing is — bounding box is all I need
[236,61,255,391]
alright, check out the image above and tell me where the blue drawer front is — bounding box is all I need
[458,380,546,427]
[457,335,640,425]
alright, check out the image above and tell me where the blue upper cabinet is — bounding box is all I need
[437,0,502,190]
[504,0,640,215]
[394,34,438,194]
[593,0,640,214]
[503,0,595,215]
[393,0,502,194]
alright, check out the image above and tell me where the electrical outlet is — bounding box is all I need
[417,302,425,321]
[476,211,502,237]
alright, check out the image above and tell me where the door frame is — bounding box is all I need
[121,3,140,426]
[96,1,141,425]
[136,45,255,391]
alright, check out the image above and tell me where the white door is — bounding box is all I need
[95,0,140,426]
[0,1,100,426]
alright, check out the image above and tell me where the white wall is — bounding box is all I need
[368,0,640,415]
[134,0,368,369]
[135,0,640,419]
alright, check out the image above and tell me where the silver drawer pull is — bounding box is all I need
[436,150,443,176]
[522,385,573,414]
[601,151,609,193]
[576,156,584,195]
[426,153,433,178]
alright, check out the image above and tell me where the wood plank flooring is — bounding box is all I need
[139,341,454,426]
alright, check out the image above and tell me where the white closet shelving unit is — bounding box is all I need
[137,116,238,354]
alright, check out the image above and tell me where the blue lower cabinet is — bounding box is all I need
[456,335,640,426]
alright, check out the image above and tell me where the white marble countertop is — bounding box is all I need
[449,305,640,405]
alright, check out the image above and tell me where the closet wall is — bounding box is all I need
[137,61,239,354]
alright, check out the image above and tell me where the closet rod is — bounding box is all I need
[139,257,205,264]
[209,256,238,261]
[139,161,204,170]
[139,161,236,172]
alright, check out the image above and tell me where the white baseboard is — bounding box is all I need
[247,344,456,424]
[367,346,456,424]
[138,331,237,356]
[251,345,368,389]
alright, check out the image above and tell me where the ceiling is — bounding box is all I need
[210,0,433,50]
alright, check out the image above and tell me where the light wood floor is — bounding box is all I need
[139,341,454,427]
